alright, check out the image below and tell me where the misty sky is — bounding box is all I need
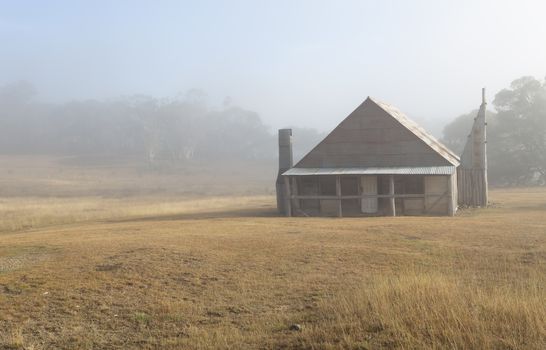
[1,0,546,135]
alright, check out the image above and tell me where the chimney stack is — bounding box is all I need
[278,129,293,171]
[276,129,293,214]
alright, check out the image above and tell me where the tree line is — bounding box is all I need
[0,82,323,164]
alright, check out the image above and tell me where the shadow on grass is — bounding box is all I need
[106,206,280,224]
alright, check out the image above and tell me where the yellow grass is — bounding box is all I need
[1,188,545,349]
[0,196,272,233]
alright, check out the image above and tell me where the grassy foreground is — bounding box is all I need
[1,188,545,349]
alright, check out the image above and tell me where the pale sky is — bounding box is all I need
[1,0,546,136]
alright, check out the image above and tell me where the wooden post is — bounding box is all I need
[447,174,454,216]
[389,175,396,217]
[482,91,489,205]
[291,177,300,211]
[283,176,292,217]
[336,175,342,217]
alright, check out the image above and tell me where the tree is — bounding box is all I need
[0,80,36,105]
[492,76,546,185]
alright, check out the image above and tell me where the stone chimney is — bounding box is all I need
[276,129,293,214]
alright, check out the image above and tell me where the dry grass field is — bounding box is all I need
[0,155,275,198]
[0,157,545,349]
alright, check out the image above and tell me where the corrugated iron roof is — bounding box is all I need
[283,166,456,176]
[369,97,460,166]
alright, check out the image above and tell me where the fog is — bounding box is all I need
[1,1,546,187]
[2,1,546,133]
[0,80,320,157]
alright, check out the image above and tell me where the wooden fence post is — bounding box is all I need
[389,175,396,217]
[336,175,342,217]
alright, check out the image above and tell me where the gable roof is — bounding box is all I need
[294,97,460,168]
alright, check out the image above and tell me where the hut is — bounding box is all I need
[276,93,488,217]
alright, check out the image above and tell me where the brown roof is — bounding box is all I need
[294,97,460,168]
[369,97,460,166]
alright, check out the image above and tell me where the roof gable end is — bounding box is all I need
[369,97,460,166]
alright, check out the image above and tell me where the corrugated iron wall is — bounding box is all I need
[458,89,488,207]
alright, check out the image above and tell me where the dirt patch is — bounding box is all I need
[0,247,53,273]
[95,263,123,272]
